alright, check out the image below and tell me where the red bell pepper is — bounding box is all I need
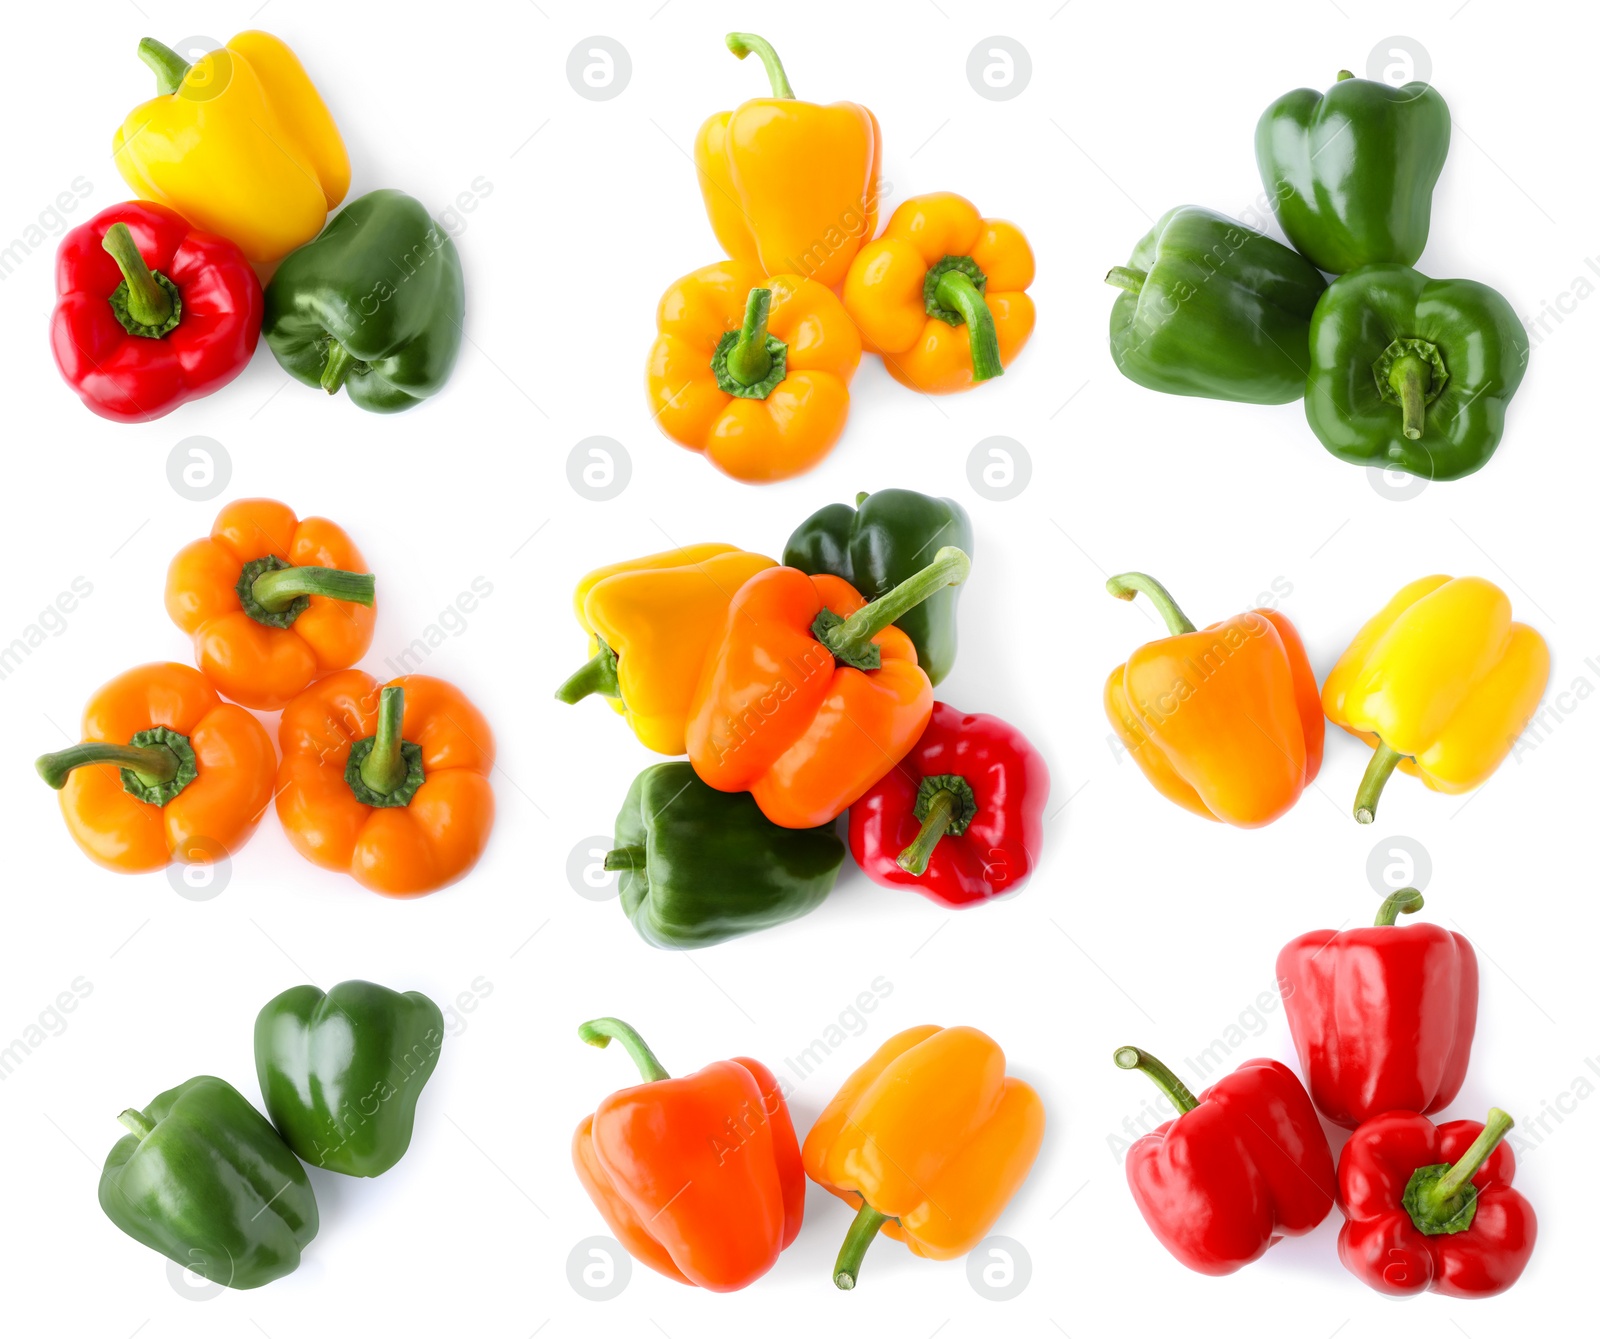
[848,701,1049,906]
[1278,889,1478,1129]
[1338,1107,1535,1298]
[50,201,261,423]
[1116,1046,1335,1275]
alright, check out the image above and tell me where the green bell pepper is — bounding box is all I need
[1305,263,1528,481]
[255,980,444,1178]
[1256,71,1451,275]
[1106,206,1327,404]
[607,762,846,948]
[263,189,465,413]
[98,1075,317,1289]
[783,488,973,686]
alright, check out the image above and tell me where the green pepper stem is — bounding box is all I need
[251,565,375,614]
[118,1108,156,1139]
[822,547,970,664]
[725,288,775,387]
[934,270,1003,382]
[358,686,409,796]
[833,1202,890,1290]
[1104,265,1147,294]
[602,846,644,873]
[138,37,192,95]
[1389,354,1430,440]
[555,648,620,704]
[1354,741,1405,824]
[35,741,178,791]
[101,223,173,329]
[1114,1046,1200,1115]
[578,1017,670,1083]
[725,32,795,98]
[1105,572,1197,636]
[321,341,356,394]
[1336,69,1355,82]
[1429,1109,1514,1203]
[855,491,870,506]
[897,788,957,876]
[1375,888,1425,926]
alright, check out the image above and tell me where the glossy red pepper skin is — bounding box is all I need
[848,702,1049,907]
[1125,1058,1336,1274]
[1278,904,1477,1128]
[1338,1112,1535,1298]
[50,201,261,422]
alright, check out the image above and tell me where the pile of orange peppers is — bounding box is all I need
[35,499,495,896]
[646,33,1038,483]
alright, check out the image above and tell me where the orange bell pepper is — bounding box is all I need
[646,261,861,482]
[843,192,1036,393]
[802,1024,1045,1290]
[35,662,275,873]
[686,546,970,827]
[694,33,881,289]
[166,498,376,711]
[275,671,494,896]
[572,1017,804,1292]
[1103,572,1324,827]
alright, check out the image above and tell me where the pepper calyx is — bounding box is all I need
[896,774,979,875]
[812,606,880,671]
[1401,1109,1515,1236]
[712,288,788,399]
[237,554,377,628]
[102,223,181,338]
[924,255,987,324]
[345,737,425,808]
[1373,338,1449,441]
[120,726,198,806]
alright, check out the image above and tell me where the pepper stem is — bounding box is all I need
[1389,354,1430,440]
[725,32,795,98]
[897,788,957,876]
[1336,69,1355,81]
[578,1017,670,1083]
[1105,572,1197,636]
[1104,265,1147,294]
[138,37,192,95]
[815,547,970,669]
[555,645,620,704]
[35,741,178,791]
[321,341,356,394]
[1354,741,1405,824]
[1114,1046,1200,1115]
[1433,1109,1514,1202]
[252,565,375,614]
[602,846,644,873]
[833,1202,890,1291]
[725,288,774,387]
[1375,888,1424,926]
[118,1108,156,1139]
[101,223,173,329]
[1403,1108,1515,1235]
[934,270,1003,382]
[855,491,870,506]
[358,686,409,796]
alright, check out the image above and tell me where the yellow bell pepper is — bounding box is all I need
[1322,575,1550,823]
[113,33,350,264]
[694,33,881,290]
[555,545,775,755]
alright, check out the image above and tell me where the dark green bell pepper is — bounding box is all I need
[783,488,973,686]
[607,762,846,948]
[1256,71,1450,275]
[263,189,464,413]
[255,980,444,1178]
[1106,205,1327,404]
[98,1075,317,1289]
[1305,263,1528,481]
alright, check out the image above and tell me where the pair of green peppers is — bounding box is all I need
[99,981,443,1289]
[1108,71,1528,481]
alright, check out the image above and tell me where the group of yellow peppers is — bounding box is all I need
[647,33,1037,483]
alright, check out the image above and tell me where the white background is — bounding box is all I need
[1,0,1594,1334]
